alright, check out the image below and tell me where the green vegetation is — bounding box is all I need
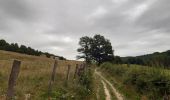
[0,50,94,100]
[100,62,170,99]
[106,83,117,100]
[0,39,66,60]
[76,67,94,99]
[98,81,106,100]
[122,50,170,68]
[77,34,170,68]
[77,34,114,65]
[93,72,106,100]
[1,34,170,99]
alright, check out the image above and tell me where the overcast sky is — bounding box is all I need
[0,0,170,60]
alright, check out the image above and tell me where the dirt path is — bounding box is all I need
[101,80,111,100]
[95,69,124,100]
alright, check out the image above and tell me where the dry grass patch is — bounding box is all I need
[0,50,83,99]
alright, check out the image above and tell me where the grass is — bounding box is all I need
[93,68,117,100]
[94,74,105,100]
[100,69,141,100]
[98,81,105,100]
[105,80,117,100]
[0,50,86,99]
[100,62,170,100]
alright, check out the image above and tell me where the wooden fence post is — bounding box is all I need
[48,60,58,99]
[66,64,71,85]
[83,63,86,73]
[77,64,83,76]
[73,64,78,79]
[6,60,21,100]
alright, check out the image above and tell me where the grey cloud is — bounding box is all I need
[0,0,35,21]
[136,0,170,33]
[0,0,38,34]
[0,0,170,59]
[34,41,72,49]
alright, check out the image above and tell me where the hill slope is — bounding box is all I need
[122,50,170,68]
[0,39,66,60]
[0,50,83,99]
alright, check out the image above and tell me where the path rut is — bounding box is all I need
[101,80,111,100]
[95,69,124,100]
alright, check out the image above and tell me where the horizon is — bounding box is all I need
[0,38,169,60]
[0,0,170,60]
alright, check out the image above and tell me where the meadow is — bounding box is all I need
[100,62,170,100]
[0,50,86,99]
[2,49,169,100]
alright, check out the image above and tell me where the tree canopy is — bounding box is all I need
[121,50,170,68]
[77,34,114,64]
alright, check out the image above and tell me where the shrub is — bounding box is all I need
[78,68,93,97]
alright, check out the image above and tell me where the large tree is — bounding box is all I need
[77,34,114,64]
[77,36,93,63]
[91,35,114,64]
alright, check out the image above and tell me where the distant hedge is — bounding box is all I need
[100,62,170,99]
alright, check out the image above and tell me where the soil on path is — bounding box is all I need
[101,80,111,100]
[95,69,124,100]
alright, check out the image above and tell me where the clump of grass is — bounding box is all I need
[94,73,105,100]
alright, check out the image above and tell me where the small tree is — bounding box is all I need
[10,43,19,52]
[0,39,9,50]
[19,45,27,54]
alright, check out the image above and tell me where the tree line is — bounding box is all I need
[0,39,66,60]
[122,51,170,68]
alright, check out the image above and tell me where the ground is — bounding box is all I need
[0,50,83,99]
[94,69,124,100]
[0,50,126,100]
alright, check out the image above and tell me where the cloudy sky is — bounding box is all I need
[0,0,170,59]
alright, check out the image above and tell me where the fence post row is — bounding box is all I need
[48,60,58,99]
[6,60,21,100]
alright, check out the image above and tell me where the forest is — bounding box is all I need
[122,50,170,68]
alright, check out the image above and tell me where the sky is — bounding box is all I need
[0,0,170,60]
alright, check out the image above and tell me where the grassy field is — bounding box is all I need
[0,50,86,99]
[100,62,170,100]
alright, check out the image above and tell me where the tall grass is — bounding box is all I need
[100,62,170,99]
[0,50,85,99]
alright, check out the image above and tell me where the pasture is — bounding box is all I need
[0,50,83,99]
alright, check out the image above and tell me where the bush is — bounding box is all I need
[100,62,113,70]
[77,68,93,97]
